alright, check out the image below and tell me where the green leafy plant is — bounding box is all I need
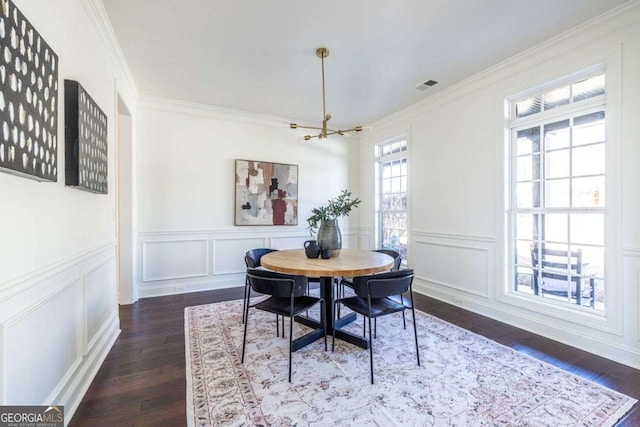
[307,189,361,235]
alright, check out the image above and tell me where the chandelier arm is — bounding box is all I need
[292,124,323,130]
[323,126,362,136]
[291,47,358,141]
[336,126,364,133]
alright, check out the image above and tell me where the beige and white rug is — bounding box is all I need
[185,298,636,426]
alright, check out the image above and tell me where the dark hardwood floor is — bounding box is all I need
[70,289,640,426]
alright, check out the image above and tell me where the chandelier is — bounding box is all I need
[290,48,362,141]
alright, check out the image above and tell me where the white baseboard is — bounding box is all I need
[137,274,245,299]
[58,315,120,425]
[413,279,640,370]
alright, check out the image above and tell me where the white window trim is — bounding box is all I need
[496,46,623,336]
[375,135,409,265]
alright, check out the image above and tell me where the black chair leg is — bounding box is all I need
[322,299,327,351]
[332,300,339,351]
[402,310,406,329]
[242,283,249,324]
[411,306,420,367]
[335,279,342,319]
[374,318,377,339]
[305,283,310,317]
[241,289,251,363]
[282,316,285,338]
[288,314,293,382]
[368,315,374,384]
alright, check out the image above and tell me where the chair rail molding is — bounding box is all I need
[0,241,116,300]
[411,230,496,243]
[137,226,315,238]
[623,247,640,258]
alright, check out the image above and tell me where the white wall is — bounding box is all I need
[359,3,640,369]
[0,0,136,420]
[135,97,361,298]
[3,0,636,421]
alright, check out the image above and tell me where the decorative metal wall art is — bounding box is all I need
[0,0,59,181]
[235,159,298,225]
[64,80,108,194]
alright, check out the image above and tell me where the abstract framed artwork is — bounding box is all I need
[235,159,298,225]
[64,80,108,194]
[0,0,59,181]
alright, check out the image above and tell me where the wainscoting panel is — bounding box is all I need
[0,243,118,420]
[358,230,373,251]
[271,235,308,250]
[136,228,359,298]
[624,248,640,343]
[4,277,83,404]
[412,232,495,298]
[85,257,117,353]
[142,239,209,282]
[213,236,267,275]
[341,232,360,250]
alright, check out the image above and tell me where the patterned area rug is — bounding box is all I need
[185,298,636,426]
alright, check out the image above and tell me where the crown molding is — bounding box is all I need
[81,0,139,99]
[138,95,371,142]
[137,94,301,129]
[371,0,640,131]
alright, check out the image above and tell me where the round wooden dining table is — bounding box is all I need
[261,248,394,350]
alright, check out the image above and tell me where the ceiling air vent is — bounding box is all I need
[416,80,438,90]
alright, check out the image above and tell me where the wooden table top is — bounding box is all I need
[260,248,394,277]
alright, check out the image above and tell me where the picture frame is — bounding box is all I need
[0,0,59,182]
[64,80,108,194]
[234,159,298,225]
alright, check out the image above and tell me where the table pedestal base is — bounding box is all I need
[292,276,369,351]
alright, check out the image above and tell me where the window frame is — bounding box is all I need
[375,136,408,263]
[506,67,611,314]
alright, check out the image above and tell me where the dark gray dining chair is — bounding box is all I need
[242,268,327,382]
[338,249,405,334]
[244,248,283,333]
[332,269,419,384]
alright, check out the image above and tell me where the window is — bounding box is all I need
[508,71,606,311]
[376,137,408,260]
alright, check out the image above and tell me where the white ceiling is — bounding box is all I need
[101,0,628,128]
